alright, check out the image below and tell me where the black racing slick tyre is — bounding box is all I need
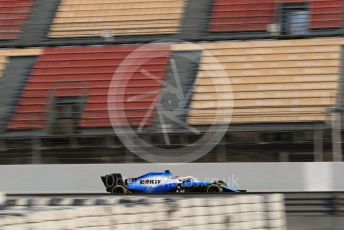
[105,174,124,188]
[206,184,223,193]
[111,185,128,194]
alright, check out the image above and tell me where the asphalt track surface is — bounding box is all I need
[6,191,344,198]
[287,215,344,230]
[6,192,344,230]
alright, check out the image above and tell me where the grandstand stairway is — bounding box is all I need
[178,0,213,40]
[158,50,201,129]
[0,56,37,132]
[20,0,61,45]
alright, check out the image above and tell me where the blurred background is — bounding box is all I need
[0,0,343,229]
[0,0,342,164]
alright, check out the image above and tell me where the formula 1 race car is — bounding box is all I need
[101,170,246,194]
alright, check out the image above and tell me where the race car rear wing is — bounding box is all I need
[101,173,124,192]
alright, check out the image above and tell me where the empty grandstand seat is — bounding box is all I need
[210,0,276,32]
[209,0,343,33]
[0,0,34,40]
[173,38,344,125]
[310,0,343,29]
[9,45,170,130]
[49,0,186,38]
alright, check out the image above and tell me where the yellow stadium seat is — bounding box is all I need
[171,38,343,125]
[49,0,186,38]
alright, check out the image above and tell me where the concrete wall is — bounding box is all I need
[0,163,343,194]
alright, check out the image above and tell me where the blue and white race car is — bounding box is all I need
[101,170,246,194]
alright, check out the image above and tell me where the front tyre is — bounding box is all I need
[111,185,128,194]
[206,184,223,193]
[176,184,186,193]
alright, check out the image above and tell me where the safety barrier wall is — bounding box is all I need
[0,194,287,230]
[5,193,344,215]
[0,162,342,193]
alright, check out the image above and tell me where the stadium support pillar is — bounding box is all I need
[314,129,323,162]
[31,138,41,164]
[278,152,289,162]
[124,148,134,163]
[0,140,7,152]
[70,137,78,149]
[105,136,115,148]
[331,111,342,161]
[216,143,227,162]
[180,135,188,145]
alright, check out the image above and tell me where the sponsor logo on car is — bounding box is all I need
[140,179,161,184]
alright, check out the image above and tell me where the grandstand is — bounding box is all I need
[49,0,187,38]
[9,45,170,130]
[209,0,343,32]
[0,0,34,40]
[0,0,342,164]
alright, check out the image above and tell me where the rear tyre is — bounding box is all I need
[216,180,226,186]
[105,174,124,188]
[206,184,223,193]
[111,185,128,194]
